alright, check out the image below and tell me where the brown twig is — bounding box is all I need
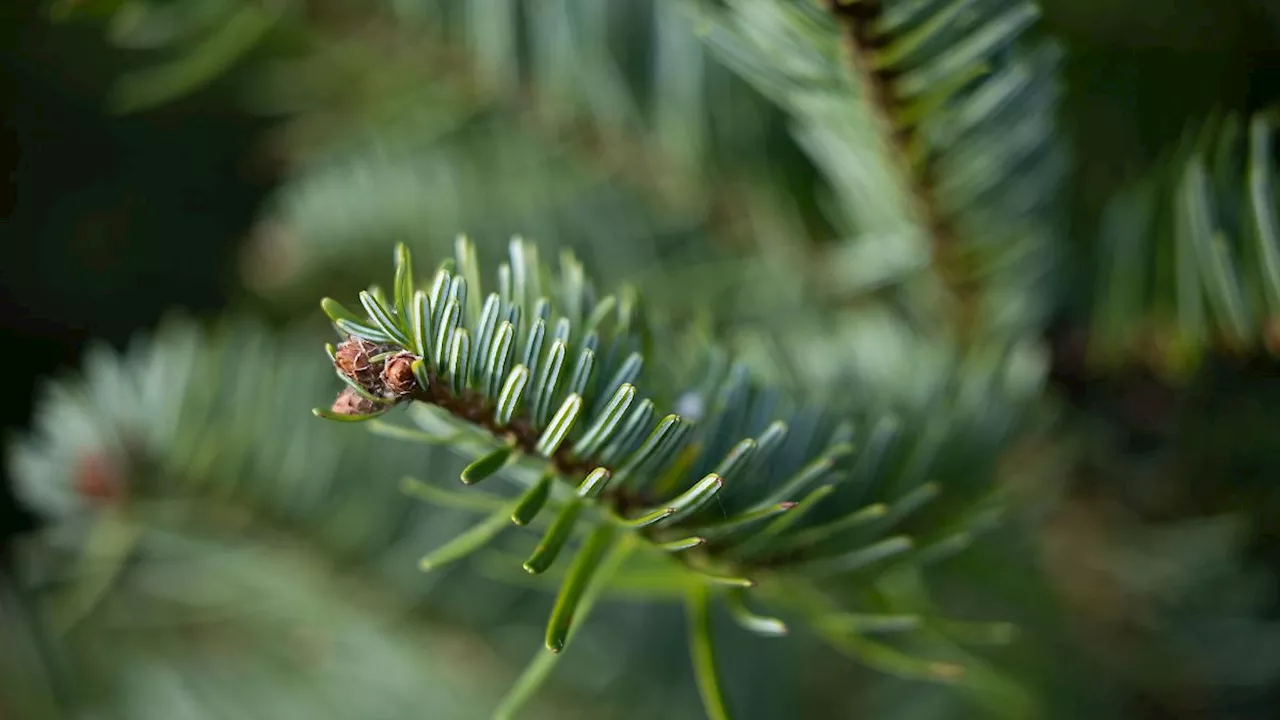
[825,0,978,336]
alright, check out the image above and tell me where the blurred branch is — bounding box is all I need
[1090,110,1280,378]
[693,0,1068,346]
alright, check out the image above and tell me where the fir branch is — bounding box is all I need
[315,238,962,574]
[315,237,1020,718]
[692,0,1067,343]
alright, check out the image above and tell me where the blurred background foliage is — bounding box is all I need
[3,0,1280,718]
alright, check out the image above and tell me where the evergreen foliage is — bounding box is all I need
[315,238,1025,718]
[8,0,1280,719]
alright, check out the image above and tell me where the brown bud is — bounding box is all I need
[382,353,418,397]
[331,386,379,416]
[334,338,374,376]
[75,451,125,505]
[334,337,383,387]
